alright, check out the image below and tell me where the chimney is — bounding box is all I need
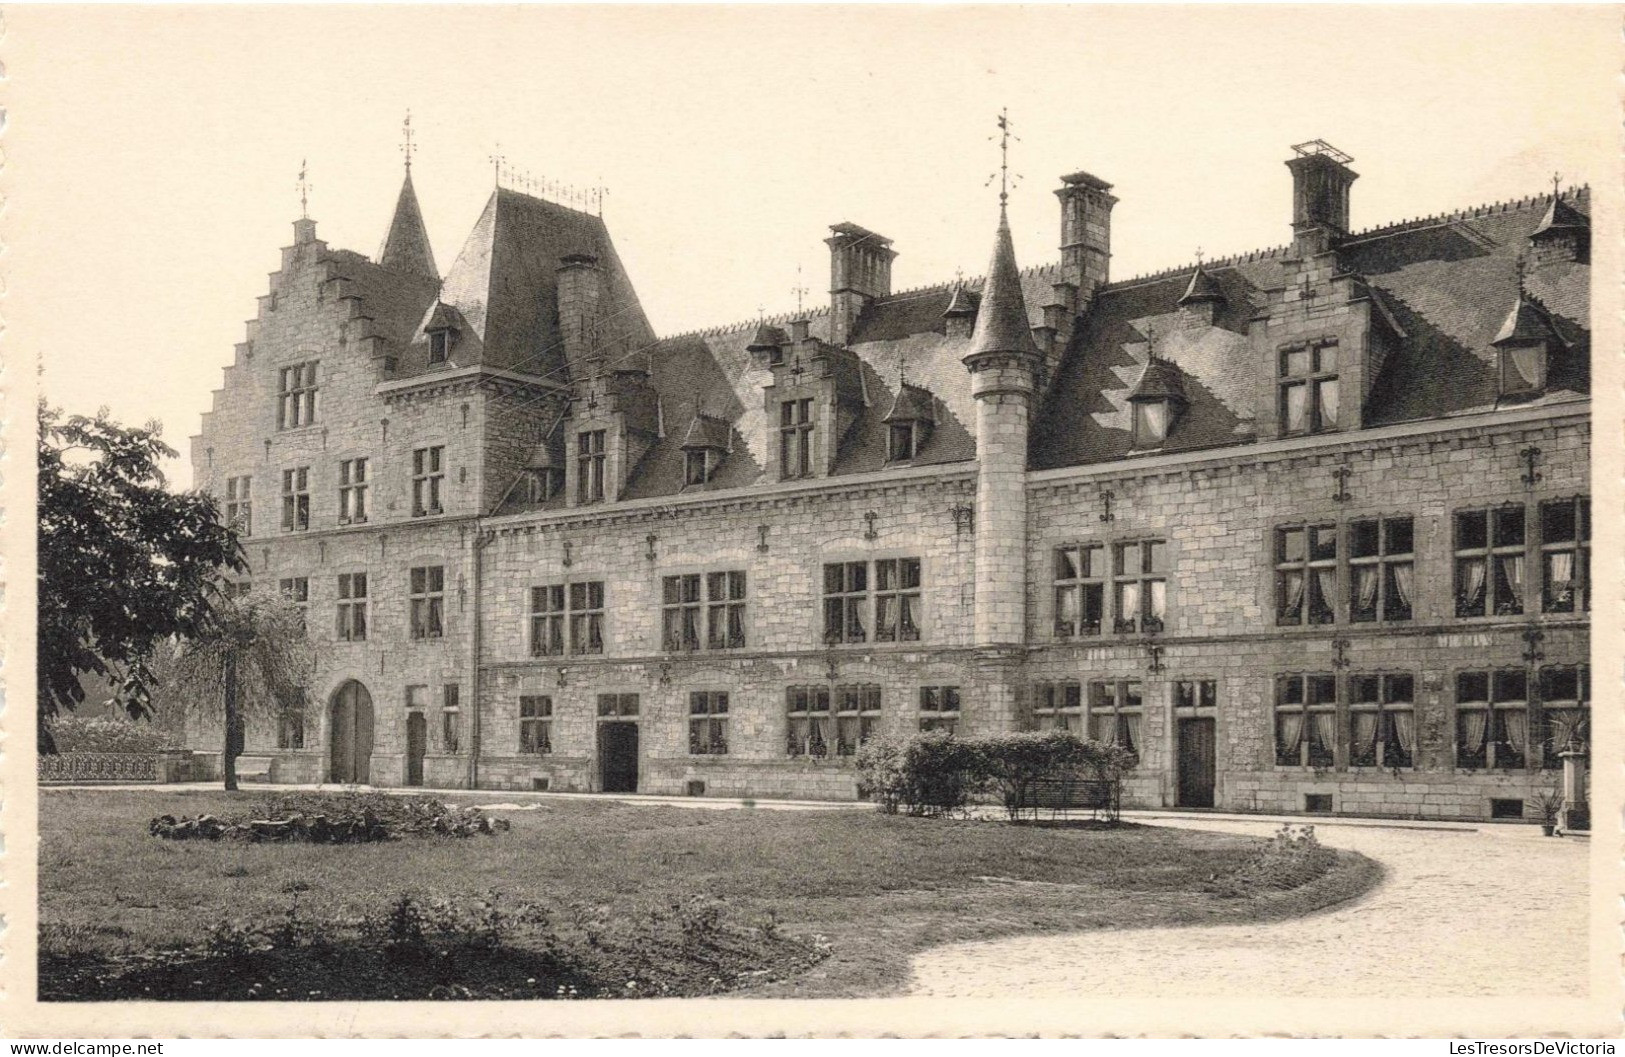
[556,253,603,373]
[1286,140,1358,257]
[826,223,896,346]
[1055,170,1116,304]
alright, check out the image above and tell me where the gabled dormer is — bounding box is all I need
[943,284,980,341]
[1176,263,1225,328]
[1126,354,1188,449]
[746,320,790,368]
[679,413,732,486]
[760,324,865,480]
[422,301,464,368]
[521,430,566,504]
[1529,189,1589,267]
[1491,288,1567,400]
[565,357,661,506]
[882,382,936,462]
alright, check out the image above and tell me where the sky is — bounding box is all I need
[10,5,1618,489]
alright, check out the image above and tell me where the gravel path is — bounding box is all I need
[909,817,1589,998]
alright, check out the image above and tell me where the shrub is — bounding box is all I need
[1205,824,1335,897]
[900,732,986,817]
[149,793,510,843]
[979,730,1091,820]
[47,716,178,755]
[854,735,908,814]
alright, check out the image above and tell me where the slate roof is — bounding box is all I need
[967,208,1042,361]
[378,173,438,280]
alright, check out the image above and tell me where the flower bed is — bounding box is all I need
[149,793,511,843]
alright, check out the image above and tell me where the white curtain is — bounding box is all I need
[1279,712,1304,761]
[1460,558,1487,611]
[1391,562,1414,614]
[1503,709,1527,756]
[1392,711,1415,757]
[1311,712,1337,758]
[1353,565,1380,616]
[1119,713,1141,754]
[1148,581,1167,622]
[1056,586,1079,632]
[1312,568,1337,621]
[1317,378,1340,426]
[1285,385,1309,432]
[1462,710,1489,754]
[1509,346,1543,389]
[1118,581,1141,625]
[1140,400,1169,441]
[1281,570,1305,620]
[1352,711,1379,762]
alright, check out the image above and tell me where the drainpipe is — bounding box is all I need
[468,527,491,790]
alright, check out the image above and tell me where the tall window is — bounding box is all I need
[1278,341,1338,435]
[1539,665,1589,767]
[835,684,882,756]
[887,421,917,463]
[1275,524,1337,625]
[336,572,368,641]
[1350,517,1414,623]
[528,585,566,657]
[823,558,921,645]
[662,574,703,651]
[1455,507,1524,617]
[919,686,961,734]
[569,581,605,655]
[786,686,832,757]
[706,572,747,649]
[1275,674,1337,767]
[279,577,309,630]
[428,329,451,365]
[577,430,606,503]
[409,566,445,640]
[519,695,553,754]
[412,447,445,517]
[1032,681,1083,733]
[277,362,319,429]
[1348,673,1414,769]
[688,691,730,755]
[1053,544,1105,638]
[277,690,305,750]
[1540,498,1590,613]
[225,476,252,535]
[339,458,368,525]
[1088,680,1143,757]
[441,685,461,753]
[1112,541,1166,634]
[684,448,718,486]
[1456,670,1528,770]
[779,398,814,479]
[281,468,310,532]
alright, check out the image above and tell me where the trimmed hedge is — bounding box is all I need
[47,716,179,755]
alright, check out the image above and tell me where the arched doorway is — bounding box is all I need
[329,680,375,784]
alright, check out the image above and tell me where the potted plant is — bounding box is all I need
[1532,781,1565,837]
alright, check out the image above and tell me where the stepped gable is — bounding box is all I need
[426,187,654,380]
[325,249,441,356]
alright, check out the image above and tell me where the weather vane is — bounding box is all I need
[401,111,416,173]
[1551,171,1563,199]
[488,144,505,187]
[1195,246,1205,267]
[987,108,1021,207]
[297,158,311,219]
[793,265,809,317]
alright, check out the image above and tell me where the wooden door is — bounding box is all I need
[598,722,639,793]
[328,681,375,784]
[406,712,427,787]
[1177,717,1216,808]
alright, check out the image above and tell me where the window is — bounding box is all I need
[226,580,253,599]
[688,691,729,755]
[662,575,702,651]
[835,684,882,755]
[1456,670,1529,770]
[1349,517,1414,622]
[225,476,252,535]
[1112,541,1166,634]
[428,329,450,365]
[569,581,606,655]
[281,467,310,532]
[577,430,606,503]
[786,686,832,757]
[409,566,445,639]
[530,581,604,656]
[1455,507,1524,617]
[277,690,305,750]
[279,577,309,631]
[823,559,921,645]
[1540,498,1590,613]
[779,398,814,479]
[412,447,445,517]
[277,362,319,429]
[1276,524,1337,625]
[1088,680,1143,758]
[1348,674,1414,769]
[1499,342,1546,397]
[919,686,961,734]
[1053,544,1105,638]
[336,572,368,641]
[888,421,917,463]
[1132,399,1174,448]
[519,695,553,754]
[339,458,368,525]
[526,468,563,504]
[1278,341,1338,434]
[1539,665,1589,767]
[441,685,461,754]
[1174,679,1217,711]
[706,571,748,650]
[684,448,717,486]
[1275,674,1337,767]
[597,693,639,717]
[1032,681,1083,733]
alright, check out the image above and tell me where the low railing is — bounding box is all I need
[1012,777,1121,822]
[38,751,193,784]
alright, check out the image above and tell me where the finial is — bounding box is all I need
[986,108,1020,210]
[898,351,908,390]
[1551,171,1563,200]
[1515,252,1529,297]
[297,158,311,219]
[401,111,416,173]
[488,144,505,187]
[793,265,809,316]
[954,265,965,286]
[1194,246,1205,267]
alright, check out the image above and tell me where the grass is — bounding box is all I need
[39,790,1381,1000]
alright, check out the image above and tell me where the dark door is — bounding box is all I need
[406,712,427,787]
[598,722,639,793]
[328,680,375,784]
[1177,717,1216,808]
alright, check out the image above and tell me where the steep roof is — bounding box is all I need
[378,172,438,280]
[1177,264,1224,305]
[966,208,1041,361]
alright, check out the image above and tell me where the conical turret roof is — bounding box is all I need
[1177,264,1224,305]
[1129,355,1188,403]
[1533,194,1588,237]
[965,209,1039,361]
[379,172,438,279]
[1492,294,1564,346]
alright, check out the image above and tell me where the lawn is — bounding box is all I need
[38,790,1381,1000]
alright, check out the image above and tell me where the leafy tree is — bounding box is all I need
[149,591,313,790]
[979,730,1092,820]
[37,402,245,753]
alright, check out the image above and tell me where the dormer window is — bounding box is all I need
[888,422,917,463]
[680,413,731,488]
[1499,344,1546,398]
[684,448,717,486]
[526,467,563,504]
[577,430,606,504]
[1491,291,1562,401]
[1279,341,1339,435]
[1132,402,1170,447]
[881,382,935,464]
[428,329,451,365]
[779,398,814,480]
[1127,356,1188,449]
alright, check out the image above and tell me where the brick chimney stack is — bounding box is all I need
[826,223,896,346]
[1055,170,1116,306]
[556,253,603,374]
[1286,140,1358,257]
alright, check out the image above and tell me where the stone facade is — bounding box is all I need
[186,143,1591,821]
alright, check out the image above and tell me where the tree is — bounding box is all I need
[151,591,313,790]
[37,402,245,753]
